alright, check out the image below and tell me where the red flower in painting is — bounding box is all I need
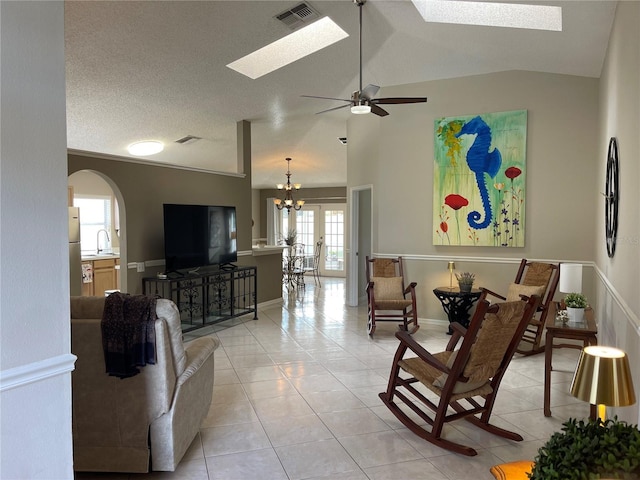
[505,167,522,179]
[444,194,469,211]
[440,222,448,233]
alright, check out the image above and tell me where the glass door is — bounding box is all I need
[295,206,319,268]
[322,205,346,277]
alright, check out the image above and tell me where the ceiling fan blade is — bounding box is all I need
[371,104,389,117]
[373,97,428,105]
[315,104,351,115]
[301,95,351,102]
[361,84,380,100]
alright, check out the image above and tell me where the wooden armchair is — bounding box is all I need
[480,259,559,355]
[379,295,541,456]
[365,256,418,335]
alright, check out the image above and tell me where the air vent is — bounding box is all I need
[175,135,201,145]
[338,137,347,145]
[275,2,320,30]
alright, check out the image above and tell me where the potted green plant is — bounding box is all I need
[565,292,588,323]
[529,417,640,480]
[455,272,475,293]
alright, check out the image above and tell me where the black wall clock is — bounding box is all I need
[605,137,619,258]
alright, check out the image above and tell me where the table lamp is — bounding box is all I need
[560,263,583,296]
[447,261,456,289]
[570,345,636,421]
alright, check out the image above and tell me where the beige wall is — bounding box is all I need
[348,70,599,316]
[68,149,283,303]
[594,0,640,423]
[347,11,640,422]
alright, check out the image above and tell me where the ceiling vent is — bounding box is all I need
[275,2,321,30]
[175,135,201,145]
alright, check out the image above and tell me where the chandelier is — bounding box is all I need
[273,157,305,211]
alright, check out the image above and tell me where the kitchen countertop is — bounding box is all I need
[252,246,286,256]
[81,253,120,261]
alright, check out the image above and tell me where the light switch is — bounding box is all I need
[137,262,145,273]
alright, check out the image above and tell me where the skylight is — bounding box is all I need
[411,0,562,31]
[226,16,349,79]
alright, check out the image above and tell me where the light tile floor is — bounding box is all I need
[76,278,589,480]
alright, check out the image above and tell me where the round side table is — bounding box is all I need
[433,286,482,334]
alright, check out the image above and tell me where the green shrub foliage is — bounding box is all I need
[529,417,640,480]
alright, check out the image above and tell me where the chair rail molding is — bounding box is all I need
[0,353,77,392]
[374,254,584,266]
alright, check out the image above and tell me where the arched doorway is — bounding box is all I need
[68,170,127,294]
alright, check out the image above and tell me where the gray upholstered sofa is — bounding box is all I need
[70,296,219,473]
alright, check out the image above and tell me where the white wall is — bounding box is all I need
[594,0,640,423]
[0,2,74,477]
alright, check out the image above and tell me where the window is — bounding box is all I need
[74,196,111,253]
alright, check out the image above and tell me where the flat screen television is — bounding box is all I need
[163,204,237,272]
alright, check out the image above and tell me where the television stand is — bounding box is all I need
[143,265,257,333]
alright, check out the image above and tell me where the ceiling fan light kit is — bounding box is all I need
[351,104,371,114]
[302,0,427,117]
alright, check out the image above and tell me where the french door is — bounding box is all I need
[275,204,346,277]
[321,206,345,277]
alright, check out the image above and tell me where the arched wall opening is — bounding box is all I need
[68,170,127,294]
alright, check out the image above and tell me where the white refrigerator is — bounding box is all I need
[69,207,83,296]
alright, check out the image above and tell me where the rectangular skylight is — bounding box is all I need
[227,16,349,79]
[411,0,562,31]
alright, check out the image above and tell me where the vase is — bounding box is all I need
[459,283,472,293]
[566,307,584,323]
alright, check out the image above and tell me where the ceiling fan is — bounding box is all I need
[302,0,427,117]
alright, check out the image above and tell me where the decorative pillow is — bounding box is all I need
[371,276,403,300]
[506,283,545,302]
[433,350,488,394]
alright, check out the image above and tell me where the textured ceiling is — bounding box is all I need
[65,0,616,188]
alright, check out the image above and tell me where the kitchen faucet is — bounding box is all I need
[97,229,110,254]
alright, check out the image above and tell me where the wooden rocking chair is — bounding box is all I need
[379,295,541,456]
[365,256,418,336]
[480,259,559,355]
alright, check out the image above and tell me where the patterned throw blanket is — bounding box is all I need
[101,292,157,378]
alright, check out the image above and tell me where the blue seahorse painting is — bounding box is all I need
[455,116,502,230]
[433,110,527,247]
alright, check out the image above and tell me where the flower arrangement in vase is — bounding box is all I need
[564,292,587,323]
[281,228,297,246]
[455,272,475,293]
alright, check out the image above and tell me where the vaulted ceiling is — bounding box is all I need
[65,1,616,188]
